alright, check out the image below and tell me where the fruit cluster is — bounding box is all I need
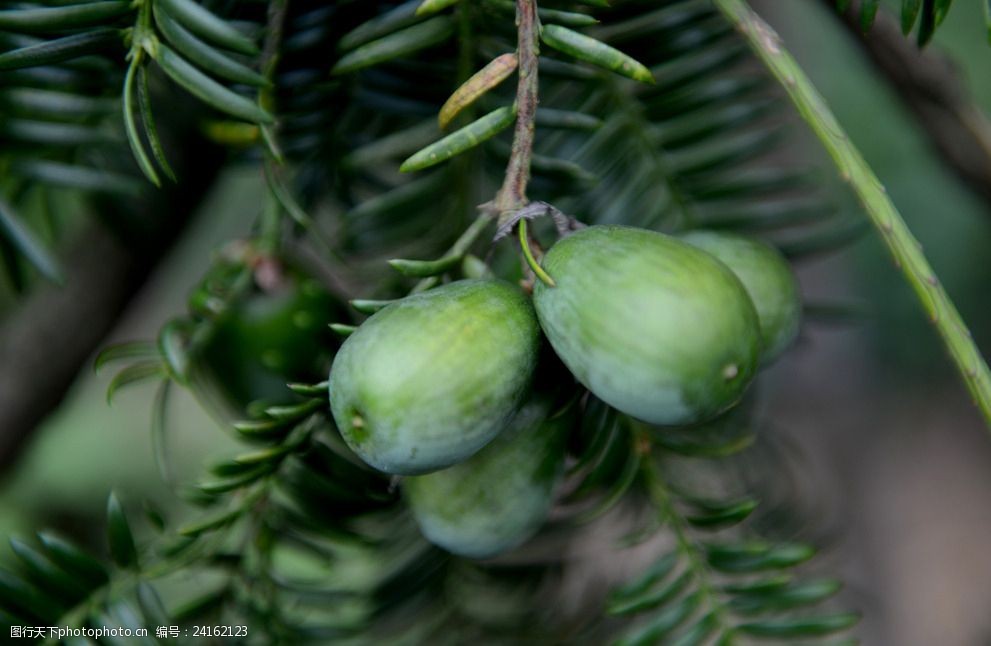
[329,224,801,558]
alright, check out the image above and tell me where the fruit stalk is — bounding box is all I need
[714,0,991,429]
[518,218,555,287]
[494,0,539,220]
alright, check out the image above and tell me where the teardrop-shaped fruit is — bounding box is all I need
[679,231,801,363]
[532,225,761,425]
[328,279,540,475]
[404,389,571,558]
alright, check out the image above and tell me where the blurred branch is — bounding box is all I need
[0,128,225,473]
[714,0,991,429]
[822,0,991,208]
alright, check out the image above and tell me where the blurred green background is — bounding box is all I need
[3,1,991,644]
[0,169,261,539]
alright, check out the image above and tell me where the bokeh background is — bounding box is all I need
[2,1,991,644]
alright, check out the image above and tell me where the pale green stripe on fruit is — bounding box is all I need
[329,280,538,475]
[533,226,760,426]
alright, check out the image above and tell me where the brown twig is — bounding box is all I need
[493,0,540,222]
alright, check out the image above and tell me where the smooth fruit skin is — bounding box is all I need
[679,231,801,363]
[196,275,336,410]
[328,279,540,475]
[533,225,761,426]
[403,390,570,558]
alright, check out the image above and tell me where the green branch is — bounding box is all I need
[641,451,734,641]
[713,0,991,430]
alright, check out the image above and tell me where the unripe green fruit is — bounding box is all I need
[328,279,540,475]
[194,273,336,410]
[678,231,801,363]
[533,225,761,426]
[403,390,570,558]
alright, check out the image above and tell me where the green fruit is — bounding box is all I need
[679,231,801,363]
[194,269,336,410]
[532,225,761,426]
[403,390,570,558]
[328,279,540,475]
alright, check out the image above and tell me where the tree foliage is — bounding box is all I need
[0,0,986,643]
